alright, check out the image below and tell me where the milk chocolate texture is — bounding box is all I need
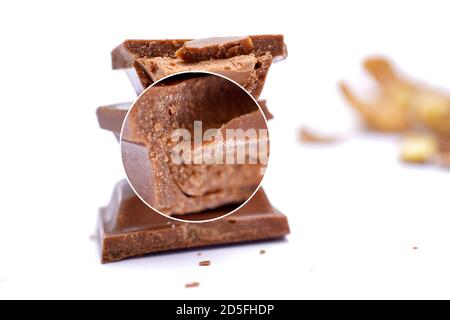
[97,101,273,216]
[101,35,288,215]
[96,100,273,138]
[98,180,290,263]
[95,35,290,263]
[119,74,269,215]
[111,35,287,95]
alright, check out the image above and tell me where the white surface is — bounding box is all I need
[1,0,450,299]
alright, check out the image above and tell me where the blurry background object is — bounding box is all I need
[298,126,341,144]
[340,57,450,167]
[400,134,437,164]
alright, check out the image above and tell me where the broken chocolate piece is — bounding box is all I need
[111,35,286,96]
[98,180,290,263]
[132,53,272,97]
[140,54,257,86]
[175,36,254,63]
[112,35,287,69]
[121,140,257,215]
[122,75,261,143]
[112,39,188,69]
[96,100,273,137]
[249,34,287,61]
[96,102,130,134]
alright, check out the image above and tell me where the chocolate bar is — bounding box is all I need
[112,35,287,95]
[120,75,269,214]
[96,100,272,138]
[98,180,290,263]
[96,102,130,140]
[95,35,289,264]
[112,35,287,69]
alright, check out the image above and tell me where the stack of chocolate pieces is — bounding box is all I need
[97,35,290,263]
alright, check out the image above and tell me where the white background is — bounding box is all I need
[0,0,449,299]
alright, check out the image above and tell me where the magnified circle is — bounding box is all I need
[120,71,270,223]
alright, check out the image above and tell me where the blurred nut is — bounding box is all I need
[340,57,450,168]
[341,57,450,135]
[339,82,411,132]
[413,94,450,135]
[400,135,438,164]
[435,151,450,167]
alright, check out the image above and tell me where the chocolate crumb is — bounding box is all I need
[185,282,200,288]
[260,249,266,255]
[199,260,211,266]
[197,252,202,256]
[298,127,340,144]
[413,246,419,250]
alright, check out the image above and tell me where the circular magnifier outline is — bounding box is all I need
[120,71,270,223]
